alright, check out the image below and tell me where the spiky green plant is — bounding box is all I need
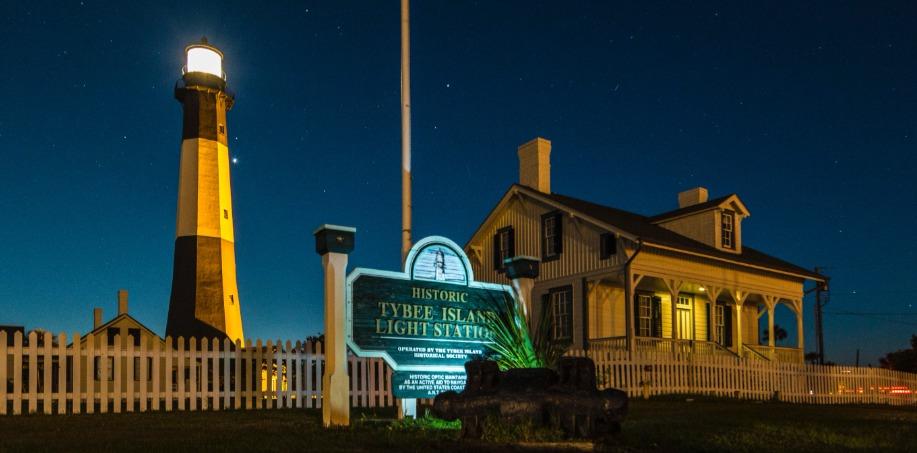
[484,291,568,370]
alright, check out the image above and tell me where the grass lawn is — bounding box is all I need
[1,398,916,452]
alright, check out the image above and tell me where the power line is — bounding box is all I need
[825,311,917,316]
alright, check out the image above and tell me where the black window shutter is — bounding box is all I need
[705,303,711,342]
[633,293,641,337]
[600,233,616,260]
[553,213,563,255]
[723,304,733,347]
[540,217,548,259]
[542,293,551,338]
[651,296,662,338]
[492,232,501,270]
[507,227,515,260]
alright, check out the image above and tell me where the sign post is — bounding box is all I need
[504,256,540,326]
[315,224,355,427]
[346,236,515,405]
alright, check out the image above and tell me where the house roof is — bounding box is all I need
[648,194,739,223]
[77,313,164,344]
[484,184,825,282]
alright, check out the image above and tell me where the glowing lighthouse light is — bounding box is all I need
[186,45,223,78]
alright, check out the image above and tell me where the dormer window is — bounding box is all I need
[721,210,735,249]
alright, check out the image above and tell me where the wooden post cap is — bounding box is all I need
[504,256,540,280]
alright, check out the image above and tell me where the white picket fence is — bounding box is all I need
[571,349,917,405]
[0,331,393,415]
[4,330,916,415]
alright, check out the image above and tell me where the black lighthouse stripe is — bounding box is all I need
[166,235,232,340]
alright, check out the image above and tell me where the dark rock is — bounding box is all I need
[432,357,629,439]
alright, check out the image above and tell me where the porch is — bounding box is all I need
[583,269,805,363]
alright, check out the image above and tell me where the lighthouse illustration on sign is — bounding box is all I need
[165,38,245,343]
[411,243,467,284]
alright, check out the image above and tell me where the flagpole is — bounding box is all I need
[400,0,412,265]
[398,0,418,420]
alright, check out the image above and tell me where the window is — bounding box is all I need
[106,328,119,346]
[637,295,653,337]
[541,212,563,261]
[223,209,229,219]
[715,304,725,344]
[128,328,141,347]
[229,294,235,305]
[635,293,662,338]
[134,357,153,381]
[600,233,616,260]
[94,357,114,381]
[721,210,735,249]
[548,286,573,341]
[715,302,732,347]
[218,124,225,135]
[492,226,515,271]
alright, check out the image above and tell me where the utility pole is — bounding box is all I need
[813,266,830,365]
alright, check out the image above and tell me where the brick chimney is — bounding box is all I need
[518,137,551,194]
[678,187,709,208]
[93,308,103,329]
[117,289,128,315]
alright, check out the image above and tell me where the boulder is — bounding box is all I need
[432,357,628,439]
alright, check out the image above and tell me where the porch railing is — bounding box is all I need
[745,344,804,363]
[588,336,738,358]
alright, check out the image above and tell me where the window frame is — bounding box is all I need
[493,226,515,271]
[637,294,653,337]
[541,211,563,262]
[548,286,574,341]
[721,210,735,249]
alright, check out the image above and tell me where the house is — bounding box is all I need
[74,290,165,386]
[464,138,827,362]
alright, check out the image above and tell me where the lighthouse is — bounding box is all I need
[166,38,245,344]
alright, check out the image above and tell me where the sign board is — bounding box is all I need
[346,236,515,398]
[391,371,467,399]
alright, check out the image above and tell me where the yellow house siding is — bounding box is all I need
[694,297,709,341]
[469,197,626,286]
[656,211,716,248]
[587,281,626,339]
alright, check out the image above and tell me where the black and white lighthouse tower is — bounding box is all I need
[166,38,245,343]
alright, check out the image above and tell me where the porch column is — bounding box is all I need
[795,299,804,359]
[702,285,722,345]
[762,295,777,353]
[623,268,643,354]
[624,267,635,353]
[734,291,750,357]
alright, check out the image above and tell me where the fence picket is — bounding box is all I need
[0,331,6,415]
[224,338,232,410]
[139,337,148,412]
[125,337,135,412]
[235,339,243,410]
[151,338,160,411]
[190,338,199,411]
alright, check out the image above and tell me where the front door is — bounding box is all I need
[676,295,694,340]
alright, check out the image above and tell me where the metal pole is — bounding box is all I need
[398,0,417,420]
[400,0,412,265]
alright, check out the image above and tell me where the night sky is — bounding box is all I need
[1,1,915,365]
